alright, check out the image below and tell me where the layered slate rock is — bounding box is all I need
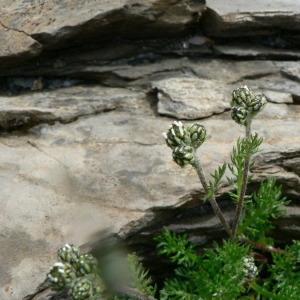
[0,0,205,69]
[203,0,300,37]
[202,0,300,59]
[0,85,147,131]
[0,23,42,69]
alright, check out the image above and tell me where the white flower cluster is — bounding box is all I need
[242,255,258,279]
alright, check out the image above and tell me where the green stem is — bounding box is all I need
[193,155,232,237]
[232,119,252,238]
[249,282,283,299]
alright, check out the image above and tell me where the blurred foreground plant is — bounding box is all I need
[47,243,156,300]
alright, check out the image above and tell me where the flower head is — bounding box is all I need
[248,94,268,115]
[242,256,258,279]
[58,244,80,264]
[230,86,268,126]
[69,277,94,300]
[75,253,98,276]
[163,121,207,167]
[47,262,76,290]
[172,145,195,167]
[162,121,187,150]
[186,124,206,150]
[231,85,255,108]
[231,106,248,125]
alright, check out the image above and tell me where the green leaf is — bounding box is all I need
[156,229,249,299]
[204,163,227,201]
[239,177,290,241]
[126,252,156,297]
[227,134,263,204]
[154,227,197,264]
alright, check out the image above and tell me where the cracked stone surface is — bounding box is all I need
[0,23,42,69]
[1,1,300,300]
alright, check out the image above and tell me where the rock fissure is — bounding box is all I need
[0,20,33,39]
[27,140,69,170]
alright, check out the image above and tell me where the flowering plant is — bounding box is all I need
[46,86,300,300]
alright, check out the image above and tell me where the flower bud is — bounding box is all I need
[172,145,195,167]
[69,277,94,300]
[231,106,248,125]
[75,253,98,276]
[230,86,254,108]
[230,86,268,126]
[162,121,187,150]
[58,244,80,264]
[47,262,76,290]
[186,124,206,149]
[242,256,258,279]
[248,94,268,114]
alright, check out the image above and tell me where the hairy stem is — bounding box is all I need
[193,155,232,237]
[232,119,252,238]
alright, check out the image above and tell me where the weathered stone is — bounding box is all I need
[213,44,300,59]
[257,90,293,104]
[185,59,278,83]
[0,85,148,131]
[153,78,231,119]
[0,0,205,69]
[275,61,300,84]
[1,55,278,87]
[0,23,42,69]
[238,74,300,101]
[272,206,300,245]
[203,0,300,37]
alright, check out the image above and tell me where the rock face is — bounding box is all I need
[0,86,146,131]
[203,0,300,37]
[0,1,300,300]
[153,78,231,119]
[0,0,205,69]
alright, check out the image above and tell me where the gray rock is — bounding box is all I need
[0,0,205,69]
[275,61,300,87]
[0,23,42,69]
[153,77,231,119]
[213,44,300,59]
[184,59,278,83]
[203,0,300,36]
[238,74,300,100]
[257,90,293,104]
[0,85,148,131]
